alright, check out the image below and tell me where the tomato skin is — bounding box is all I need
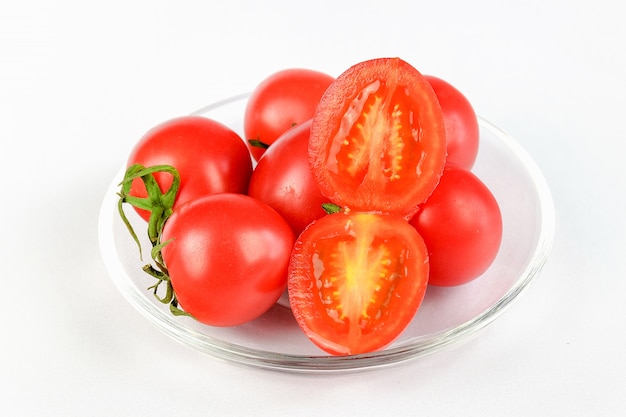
[424,75,479,170]
[127,116,253,221]
[409,165,502,286]
[248,119,331,236]
[161,193,295,327]
[288,211,430,355]
[309,57,447,218]
[244,68,334,161]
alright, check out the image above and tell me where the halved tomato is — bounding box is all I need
[288,211,429,355]
[308,57,447,218]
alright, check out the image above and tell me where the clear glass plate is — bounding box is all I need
[98,94,555,373]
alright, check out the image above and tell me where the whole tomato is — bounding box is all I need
[248,119,331,236]
[161,193,295,327]
[409,165,502,286]
[425,75,479,169]
[127,115,252,221]
[244,68,334,161]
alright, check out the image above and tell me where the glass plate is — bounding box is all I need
[98,94,555,373]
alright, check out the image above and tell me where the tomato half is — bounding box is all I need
[161,193,295,327]
[424,75,479,169]
[127,116,253,221]
[309,58,447,218]
[409,165,502,286]
[288,211,429,355]
[244,68,335,161]
[248,119,331,236]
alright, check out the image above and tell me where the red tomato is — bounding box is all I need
[424,75,479,169]
[244,68,335,161]
[409,165,502,286]
[288,211,430,355]
[161,193,295,327]
[309,58,447,218]
[248,119,331,236]
[127,116,252,221]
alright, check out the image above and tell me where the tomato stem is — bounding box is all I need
[117,164,190,317]
[321,203,342,214]
[248,138,270,149]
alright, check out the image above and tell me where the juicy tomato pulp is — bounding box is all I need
[288,212,429,355]
[309,58,447,218]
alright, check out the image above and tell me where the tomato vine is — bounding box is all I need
[116,164,189,316]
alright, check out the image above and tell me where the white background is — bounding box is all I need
[2,0,624,415]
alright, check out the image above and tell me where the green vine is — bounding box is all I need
[116,164,189,317]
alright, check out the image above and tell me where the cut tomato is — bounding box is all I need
[288,211,429,355]
[309,57,447,218]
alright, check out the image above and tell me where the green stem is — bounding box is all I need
[116,164,190,317]
[247,138,270,149]
[322,202,342,214]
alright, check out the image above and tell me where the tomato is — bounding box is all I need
[248,119,331,236]
[244,68,335,161]
[288,211,430,355]
[127,116,252,221]
[309,57,447,218]
[409,165,502,286]
[424,75,479,169]
[160,193,295,327]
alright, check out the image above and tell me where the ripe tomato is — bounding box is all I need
[288,211,430,355]
[309,58,447,218]
[409,165,502,286]
[424,75,479,169]
[248,119,331,236]
[127,116,252,221]
[243,68,334,161]
[161,193,295,327]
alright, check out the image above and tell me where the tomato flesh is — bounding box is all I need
[288,211,429,355]
[309,58,447,217]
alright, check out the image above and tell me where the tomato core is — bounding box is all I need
[311,218,411,332]
[326,80,429,200]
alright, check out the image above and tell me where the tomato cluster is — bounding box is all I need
[117,58,502,356]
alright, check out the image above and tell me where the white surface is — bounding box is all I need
[1,0,624,415]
